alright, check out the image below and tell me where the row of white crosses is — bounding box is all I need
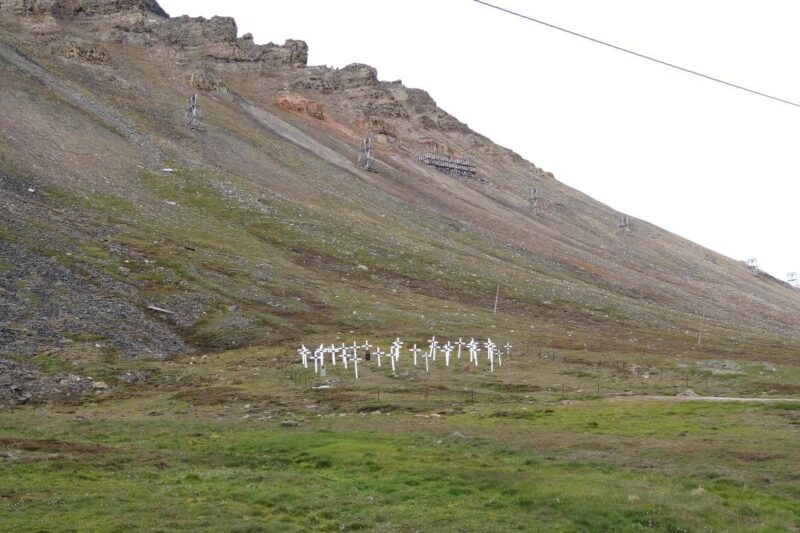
[297,337,512,379]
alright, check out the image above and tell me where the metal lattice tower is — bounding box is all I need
[746,258,759,276]
[527,188,539,212]
[788,272,799,288]
[185,93,203,131]
[358,134,377,172]
[619,215,631,233]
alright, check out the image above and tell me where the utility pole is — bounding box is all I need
[696,315,705,349]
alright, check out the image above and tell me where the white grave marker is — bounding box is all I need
[456,338,465,360]
[410,344,421,366]
[312,346,322,373]
[392,337,403,359]
[428,336,439,361]
[390,338,403,369]
[467,338,479,366]
[485,339,496,372]
[443,341,453,367]
[298,345,310,368]
[423,349,432,372]
[353,350,360,379]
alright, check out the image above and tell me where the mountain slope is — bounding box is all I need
[1,0,799,363]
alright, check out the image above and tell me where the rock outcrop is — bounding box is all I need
[0,0,168,17]
[115,15,309,66]
[54,39,111,62]
[184,69,228,93]
[153,15,237,48]
[278,92,324,120]
[2,1,308,68]
[291,63,378,94]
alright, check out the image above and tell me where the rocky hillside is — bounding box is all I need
[1,0,799,371]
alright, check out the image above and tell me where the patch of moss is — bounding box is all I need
[63,331,105,342]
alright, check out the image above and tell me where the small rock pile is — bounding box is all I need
[0,359,103,407]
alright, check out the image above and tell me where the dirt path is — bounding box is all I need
[613,395,798,403]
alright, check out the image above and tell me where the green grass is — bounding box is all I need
[1,347,798,532]
[62,331,105,342]
[1,408,796,532]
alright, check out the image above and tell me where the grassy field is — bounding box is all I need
[2,346,798,532]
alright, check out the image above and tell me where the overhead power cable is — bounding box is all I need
[473,0,800,109]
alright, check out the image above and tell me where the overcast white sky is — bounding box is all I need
[161,0,800,281]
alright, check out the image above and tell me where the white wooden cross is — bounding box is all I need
[410,344,421,366]
[375,347,384,368]
[443,341,453,367]
[467,338,479,365]
[388,345,400,373]
[498,341,511,367]
[312,345,323,373]
[345,349,361,379]
[340,344,349,369]
[298,345,310,368]
[362,340,373,354]
[390,337,403,365]
[428,336,439,361]
[392,337,403,356]
[329,344,337,366]
[423,349,432,372]
[455,338,465,359]
[485,338,496,372]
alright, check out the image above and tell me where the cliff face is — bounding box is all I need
[0,0,169,17]
[1,3,799,367]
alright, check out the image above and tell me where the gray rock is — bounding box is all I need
[280,420,299,427]
[16,393,32,405]
[1,0,168,17]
